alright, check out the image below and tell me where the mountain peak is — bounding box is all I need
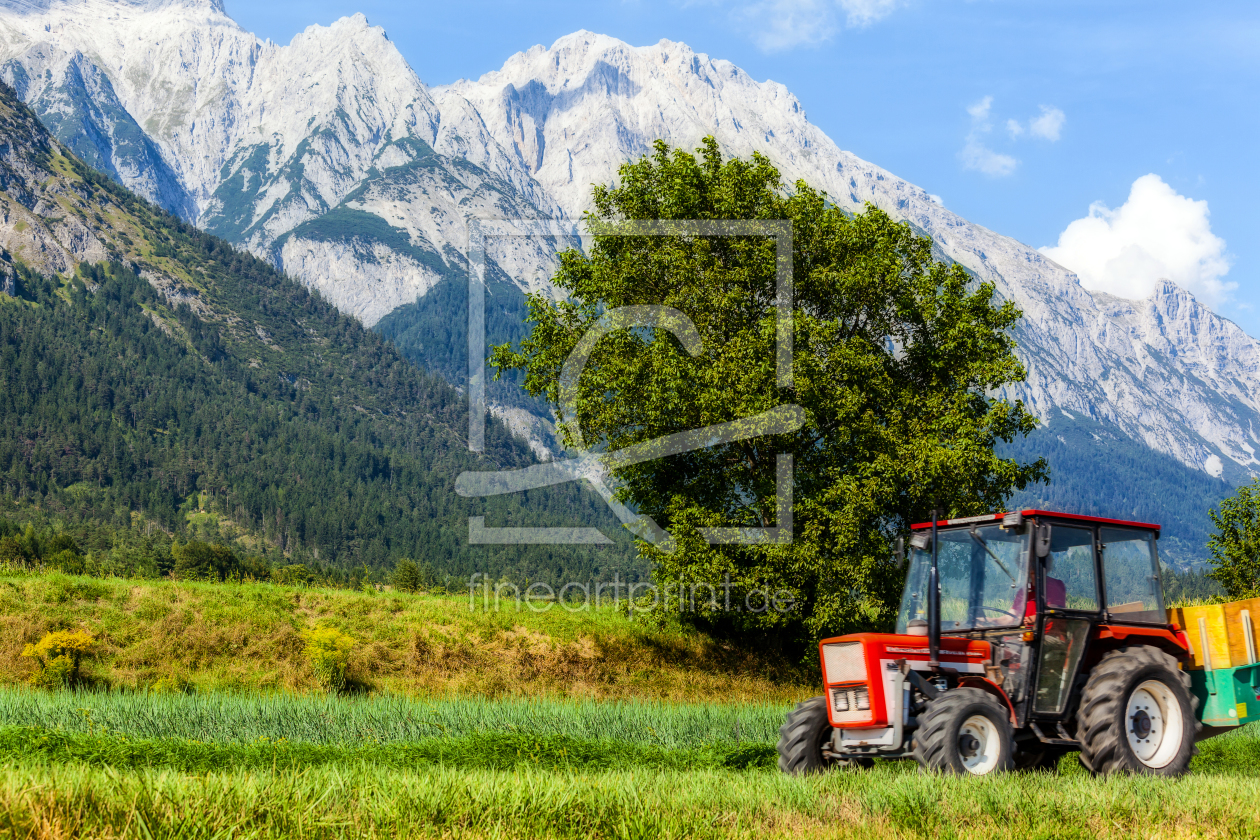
[290,12,390,49]
[470,30,732,90]
[1150,277,1193,300]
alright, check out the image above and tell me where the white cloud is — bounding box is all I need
[961,99,1065,176]
[838,0,903,25]
[959,95,1018,177]
[1029,106,1065,141]
[928,193,944,206]
[728,0,904,51]
[967,95,993,121]
[1006,105,1065,141]
[733,0,835,50]
[1040,174,1234,305]
[959,139,1018,177]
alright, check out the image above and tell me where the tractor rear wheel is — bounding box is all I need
[912,688,1014,775]
[1076,646,1199,776]
[777,696,873,774]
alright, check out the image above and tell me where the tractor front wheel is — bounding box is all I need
[912,688,1015,775]
[777,696,873,774]
[1077,646,1199,776]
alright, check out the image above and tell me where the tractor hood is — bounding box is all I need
[818,634,992,728]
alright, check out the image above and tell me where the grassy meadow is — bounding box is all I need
[4,571,1260,838]
[0,572,804,701]
[1,686,1260,839]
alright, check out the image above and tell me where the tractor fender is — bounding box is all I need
[956,676,1016,725]
[1091,624,1191,665]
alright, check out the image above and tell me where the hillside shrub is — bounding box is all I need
[47,549,86,575]
[391,559,437,593]
[21,630,96,688]
[150,673,195,695]
[302,627,355,693]
[0,536,31,568]
[172,541,241,582]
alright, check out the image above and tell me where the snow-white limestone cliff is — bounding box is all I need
[0,3,1256,487]
[444,31,1260,481]
[0,0,560,323]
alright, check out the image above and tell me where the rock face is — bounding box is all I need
[444,31,1260,484]
[0,0,560,324]
[1,2,1257,504]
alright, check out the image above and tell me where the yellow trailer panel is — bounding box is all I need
[1169,603,1235,670]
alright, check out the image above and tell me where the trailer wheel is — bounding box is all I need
[912,688,1014,775]
[777,696,871,774]
[1077,646,1200,776]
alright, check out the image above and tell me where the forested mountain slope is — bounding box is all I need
[0,80,631,580]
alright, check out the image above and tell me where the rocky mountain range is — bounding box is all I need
[0,0,1254,562]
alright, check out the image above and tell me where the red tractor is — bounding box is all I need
[778,510,1201,775]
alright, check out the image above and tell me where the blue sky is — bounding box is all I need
[230,0,1260,334]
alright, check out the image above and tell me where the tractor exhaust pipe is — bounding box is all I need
[928,508,941,670]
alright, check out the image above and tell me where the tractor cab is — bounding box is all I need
[899,511,1171,728]
[777,510,1198,777]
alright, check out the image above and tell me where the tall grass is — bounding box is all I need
[4,759,1260,840]
[5,687,1260,838]
[0,726,779,774]
[0,686,790,747]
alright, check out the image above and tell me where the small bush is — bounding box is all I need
[302,627,355,693]
[150,673,195,695]
[22,629,97,688]
[391,559,438,594]
[47,549,86,575]
[44,574,110,604]
[172,541,241,582]
[273,564,315,587]
[391,559,422,593]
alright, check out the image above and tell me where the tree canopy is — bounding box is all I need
[493,138,1045,644]
[1206,478,1260,598]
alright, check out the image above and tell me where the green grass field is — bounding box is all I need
[6,573,1260,838]
[2,687,1260,839]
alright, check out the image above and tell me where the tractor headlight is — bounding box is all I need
[831,686,870,716]
[832,688,849,712]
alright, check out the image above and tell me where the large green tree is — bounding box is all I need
[493,138,1044,642]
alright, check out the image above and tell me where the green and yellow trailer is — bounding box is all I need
[1171,599,1260,731]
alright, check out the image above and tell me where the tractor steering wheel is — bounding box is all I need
[976,605,1019,621]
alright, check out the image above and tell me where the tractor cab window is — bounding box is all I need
[1044,526,1099,612]
[1100,528,1164,623]
[896,524,1030,633]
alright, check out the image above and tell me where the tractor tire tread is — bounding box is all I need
[777,696,832,774]
[1076,645,1200,776]
[911,687,1014,774]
